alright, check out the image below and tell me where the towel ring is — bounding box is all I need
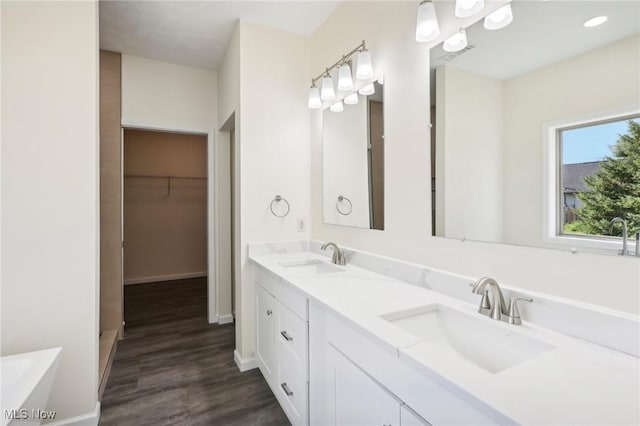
[336,195,353,216]
[270,195,290,218]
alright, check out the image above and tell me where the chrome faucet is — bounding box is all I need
[609,217,629,256]
[471,277,532,325]
[321,241,346,266]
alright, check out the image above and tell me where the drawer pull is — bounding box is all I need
[280,331,293,341]
[266,309,272,316]
[280,382,293,397]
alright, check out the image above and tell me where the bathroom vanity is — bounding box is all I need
[249,241,639,426]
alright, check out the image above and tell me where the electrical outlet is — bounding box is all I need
[297,218,306,232]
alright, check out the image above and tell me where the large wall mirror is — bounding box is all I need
[323,79,385,230]
[431,1,640,255]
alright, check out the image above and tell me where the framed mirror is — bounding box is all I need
[323,79,385,230]
[431,1,640,255]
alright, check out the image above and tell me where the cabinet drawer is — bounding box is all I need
[276,354,308,426]
[277,300,308,378]
[255,267,307,320]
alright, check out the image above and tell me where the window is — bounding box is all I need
[557,114,640,241]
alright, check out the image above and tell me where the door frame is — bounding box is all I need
[120,120,218,323]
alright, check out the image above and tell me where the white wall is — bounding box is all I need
[121,55,217,132]
[120,55,224,321]
[1,0,100,422]
[502,35,640,247]
[217,25,241,327]
[234,21,312,361]
[310,1,640,314]
[322,102,370,228]
[436,65,503,242]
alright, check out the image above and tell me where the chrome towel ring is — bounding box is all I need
[270,195,290,217]
[336,195,353,216]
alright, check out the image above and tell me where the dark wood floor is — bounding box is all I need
[100,278,289,426]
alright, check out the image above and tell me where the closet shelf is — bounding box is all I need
[124,174,206,196]
[124,174,206,180]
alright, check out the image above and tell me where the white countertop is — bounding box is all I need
[249,250,640,426]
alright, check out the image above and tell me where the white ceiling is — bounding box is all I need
[99,1,340,70]
[430,0,640,80]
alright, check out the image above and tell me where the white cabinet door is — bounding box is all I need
[401,405,431,426]
[330,345,401,426]
[256,283,276,385]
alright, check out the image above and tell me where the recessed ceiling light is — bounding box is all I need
[584,16,608,28]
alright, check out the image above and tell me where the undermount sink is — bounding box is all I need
[382,304,555,374]
[278,258,345,275]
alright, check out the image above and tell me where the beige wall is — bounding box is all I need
[435,65,504,242]
[310,1,639,315]
[123,129,207,284]
[100,50,123,335]
[1,0,100,421]
[217,25,240,330]
[226,21,312,362]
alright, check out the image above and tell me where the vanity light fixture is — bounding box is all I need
[308,40,374,109]
[337,63,354,91]
[484,4,513,30]
[443,28,468,52]
[583,15,608,28]
[454,0,485,18]
[307,85,321,109]
[355,50,373,80]
[344,92,359,105]
[358,83,375,96]
[330,100,344,112]
[320,73,335,101]
[415,0,440,43]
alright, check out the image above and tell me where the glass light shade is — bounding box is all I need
[484,4,513,30]
[358,83,375,96]
[443,29,468,53]
[330,100,344,112]
[344,92,359,105]
[355,50,373,80]
[415,0,440,43]
[307,86,321,109]
[454,0,484,18]
[337,64,354,91]
[320,76,335,101]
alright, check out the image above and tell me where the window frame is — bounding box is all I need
[542,106,640,253]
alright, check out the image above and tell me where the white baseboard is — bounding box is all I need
[124,271,207,285]
[47,402,100,426]
[233,350,257,372]
[218,314,234,325]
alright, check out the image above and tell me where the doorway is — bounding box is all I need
[122,129,208,330]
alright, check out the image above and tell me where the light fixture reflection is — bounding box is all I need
[454,0,484,18]
[358,83,375,96]
[443,28,468,53]
[330,100,344,112]
[344,92,359,105]
[484,4,513,30]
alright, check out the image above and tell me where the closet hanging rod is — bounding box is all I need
[124,174,206,180]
